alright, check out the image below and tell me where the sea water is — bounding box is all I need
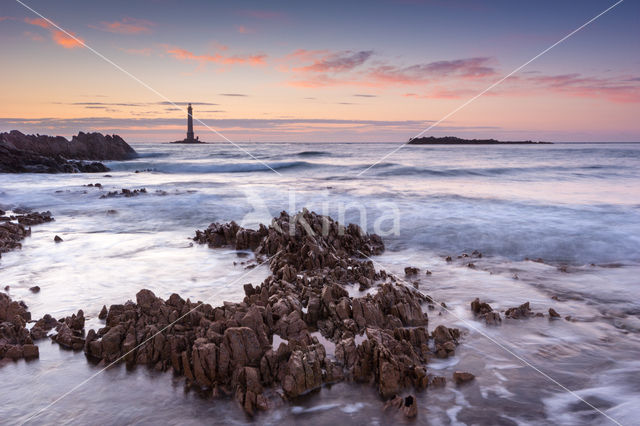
[1,142,639,425]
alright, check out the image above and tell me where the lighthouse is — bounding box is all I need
[186,103,195,141]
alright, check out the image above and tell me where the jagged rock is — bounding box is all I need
[98,305,108,319]
[470,298,501,325]
[100,188,147,199]
[30,314,58,339]
[505,302,534,319]
[0,294,38,360]
[80,211,467,416]
[51,310,85,350]
[549,308,561,319]
[404,266,419,276]
[432,325,460,358]
[54,235,63,243]
[471,298,493,315]
[1,212,54,258]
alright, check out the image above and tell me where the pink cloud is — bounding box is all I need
[164,46,267,67]
[296,50,374,73]
[24,17,51,29]
[284,51,497,88]
[526,73,640,103]
[51,30,84,48]
[24,17,84,48]
[89,17,154,34]
[369,57,497,85]
[404,72,640,103]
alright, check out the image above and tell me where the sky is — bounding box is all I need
[1,0,639,142]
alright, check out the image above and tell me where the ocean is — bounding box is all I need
[1,142,639,425]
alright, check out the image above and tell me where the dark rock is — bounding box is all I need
[471,298,501,325]
[99,305,108,319]
[78,211,466,416]
[100,188,147,199]
[453,371,475,385]
[505,302,534,319]
[1,211,54,258]
[29,286,40,293]
[0,130,136,174]
[404,266,419,276]
[0,294,39,361]
[30,314,58,339]
[54,235,63,243]
[549,308,561,319]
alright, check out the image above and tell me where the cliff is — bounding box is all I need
[0,130,137,173]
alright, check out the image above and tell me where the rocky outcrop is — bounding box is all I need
[51,310,86,350]
[100,188,147,199]
[0,211,54,258]
[82,210,462,417]
[0,130,136,173]
[0,294,38,361]
[470,298,502,325]
[505,302,534,319]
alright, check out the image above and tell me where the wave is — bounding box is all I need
[295,150,331,157]
[152,160,316,174]
[375,164,624,178]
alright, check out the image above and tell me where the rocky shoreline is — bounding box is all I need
[0,130,137,173]
[0,209,570,420]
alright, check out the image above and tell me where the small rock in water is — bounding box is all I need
[54,235,63,243]
[505,302,534,319]
[29,286,40,293]
[98,305,108,320]
[453,371,475,385]
[404,266,419,276]
[548,308,560,318]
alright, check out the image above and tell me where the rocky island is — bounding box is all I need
[0,130,137,173]
[408,136,552,145]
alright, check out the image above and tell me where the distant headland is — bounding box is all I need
[169,103,207,144]
[408,136,552,145]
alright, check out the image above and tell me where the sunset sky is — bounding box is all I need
[1,0,639,142]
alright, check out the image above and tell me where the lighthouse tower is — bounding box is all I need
[186,103,195,141]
